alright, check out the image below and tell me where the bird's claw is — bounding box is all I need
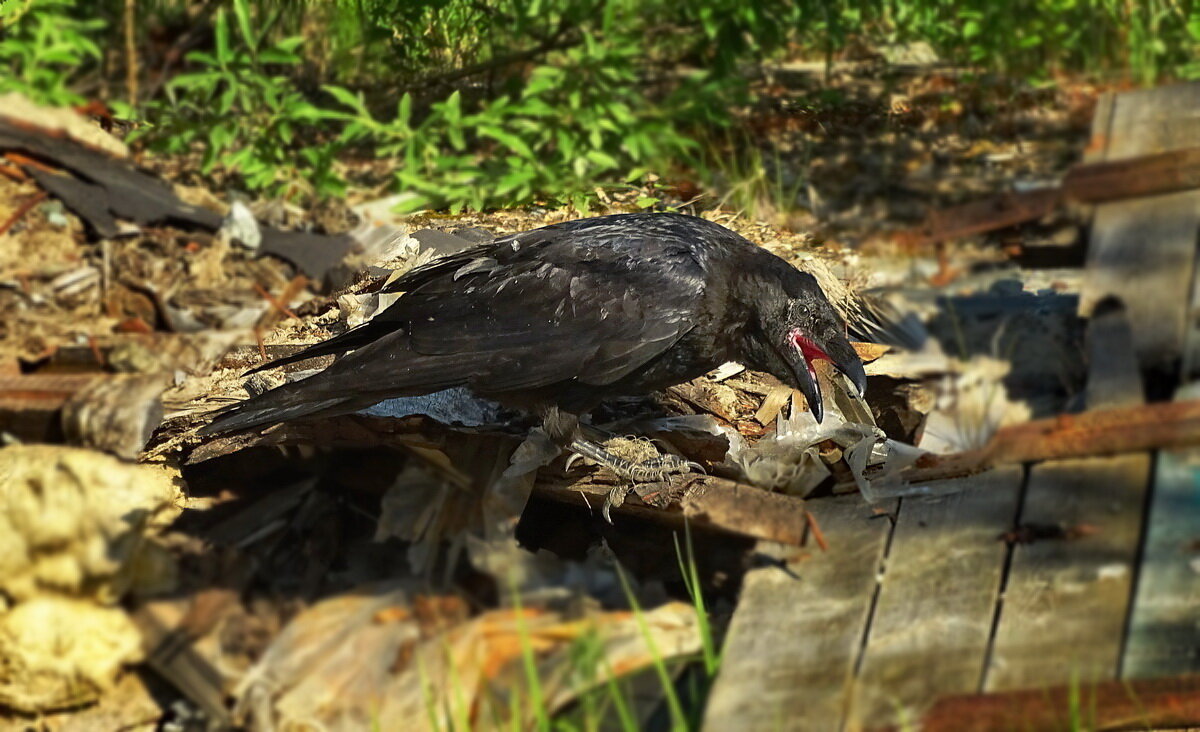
[601,483,634,524]
[564,452,586,472]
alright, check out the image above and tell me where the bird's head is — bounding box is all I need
[746,267,866,423]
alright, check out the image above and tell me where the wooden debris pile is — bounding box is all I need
[0,95,904,729]
[0,93,416,460]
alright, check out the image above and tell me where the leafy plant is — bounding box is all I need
[0,0,104,106]
[878,0,1200,83]
[325,55,695,212]
[133,0,345,199]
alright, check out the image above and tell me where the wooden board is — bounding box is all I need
[985,293,1150,691]
[1079,82,1200,370]
[855,467,1022,725]
[1123,444,1200,678]
[703,495,896,732]
[1084,305,1143,409]
[1185,254,1200,385]
[984,454,1150,691]
[1079,81,1200,682]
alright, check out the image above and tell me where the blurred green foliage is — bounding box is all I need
[0,0,103,106]
[1,0,1197,208]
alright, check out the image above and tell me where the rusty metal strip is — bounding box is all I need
[1064,145,1200,203]
[900,146,1200,246]
[901,398,1200,483]
[890,673,1200,732]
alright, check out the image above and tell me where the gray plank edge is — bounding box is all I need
[1123,391,1200,678]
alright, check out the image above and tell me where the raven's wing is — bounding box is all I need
[401,241,702,392]
[247,215,711,380]
[202,220,709,434]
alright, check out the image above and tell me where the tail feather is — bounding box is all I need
[244,321,394,375]
[201,333,473,435]
[198,377,363,435]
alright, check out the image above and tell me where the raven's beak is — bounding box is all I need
[788,329,867,423]
[836,345,868,398]
[793,357,824,423]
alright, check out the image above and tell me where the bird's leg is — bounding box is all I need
[568,437,703,523]
[541,405,700,522]
[567,437,701,482]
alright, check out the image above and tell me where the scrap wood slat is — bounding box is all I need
[855,467,1022,725]
[702,495,896,732]
[898,397,1200,484]
[901,146,1200,246]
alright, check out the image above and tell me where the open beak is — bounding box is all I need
[789,330,867,423]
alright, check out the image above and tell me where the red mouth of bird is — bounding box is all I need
[789,328,830,384]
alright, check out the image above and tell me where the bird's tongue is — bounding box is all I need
[788,330,829,422]
[792,332,830,380]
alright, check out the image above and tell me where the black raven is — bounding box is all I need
[200,213,866,479]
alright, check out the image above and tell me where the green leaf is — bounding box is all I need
[214,8,230,65]
[441,90,462,125]
[182,50,219,67]
[323,85,368,115]
[585,149,618,169]
[218,86,236,114]
[479,126,534,159]
[275,36,305,54]
[397,92,413,127]
[233,0,255,49]
[258,48,300,65]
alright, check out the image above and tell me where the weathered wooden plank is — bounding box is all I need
[1123,375,1200,680]
[1184,228,1200,385]
[985,287,1150,691]
[1123,444,1200,678]
[983,454,1149,691]
[1079,82,1200,370]
[703,495,896,732]
[1077,81,1200,682]
[855,467,1022,725]
[1082,90,1115,165]
[1084,305,1143,409]
[1103,82,1200,159]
